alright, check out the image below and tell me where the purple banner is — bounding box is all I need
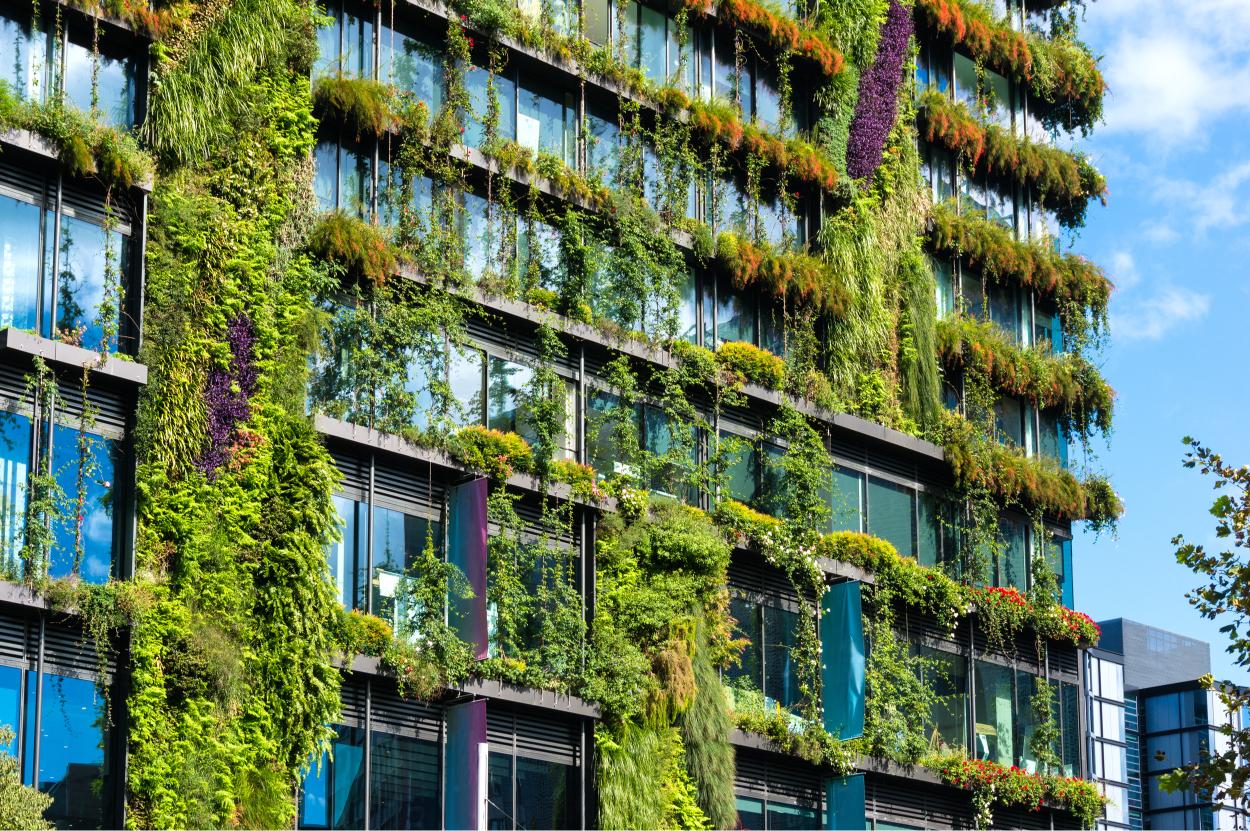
[449,476,489,659]
[444,698,487,830]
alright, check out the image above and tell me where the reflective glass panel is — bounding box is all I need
[27,671,109,828]
[0,410,31,575]
[515,756,575,829]
[830,466,864,533]
[371,508,439,634]
[299,724,366,830]
[49,424,116,583]
[62,38,136,128]
[726,596,762,690]
[326,495,367,610]
[380,24,442,109]
[51,214,129,352]
[0,192,41,334]
[487,752,512,830]
[974,659,1015,767]
[767,802,818,830]
[918,645,968,754]
[764,604,800,710]
[485,357,532,435]
[736,796,765,830]
[867,476,916,558]
[369,731,440,829]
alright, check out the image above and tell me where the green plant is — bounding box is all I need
[307,212,400,283]
[450,425,535,478]
[715,340,787,389]
[312,75,399,138]
[0,726,52,829]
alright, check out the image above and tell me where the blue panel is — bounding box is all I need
[448,477,489,659]
[444,699,486,830]
[821,581,865,740]
[825,774,865,831]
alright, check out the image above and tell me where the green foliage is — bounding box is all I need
[936,314,1114,443]
[1167,439,1250,802]
[929,202,1110,344]
[0,82,152,188]
[928,754,1106,829]
[307,211,400,283]
[0,727,52,829]
[596,722,710,830]
[918,90,1107,228]
[731,686,855,771]
[715,340,786,390]
[681,622,738,829]
[450,425,535,478]
[312,75,397,139]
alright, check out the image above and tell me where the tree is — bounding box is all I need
[1166,438,1250,801]
[0,727,52,829]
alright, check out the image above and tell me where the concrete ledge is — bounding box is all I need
[0,328,148,386]
[0,129,154,193]
[0,580,51,612]
[345,653,601,718]
[314,414,617,511]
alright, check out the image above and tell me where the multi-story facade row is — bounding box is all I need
[0,0,1114,828]
[1088,620,1250,831]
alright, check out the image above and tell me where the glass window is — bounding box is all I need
[518,76,576,166]
[830,466,863,532]
[633,2,667,83]
[1017,673,1057,774]
[327,495,367,610]
[25,671,109,828]
[715,276,753,346]
[763,603,800,710]
[917,492,951,570]
[49,423,116,583]
[933,258,955,319]
[0,665,18,755]
[380,23,442,109]
[1100,661,1124,703]
[464,64,517,150]
[1061,682,1080,776]
[0,411,32,573]
[995,516,1028,590]
[754,61,782,133]
[515,756,576,829]
[52,214,130,353]
[954,52,978,110]
[518,220,561,293]
[586,102,620,185]
[300,724,367,830]
[867,476,916,558]
[485,357,532,436]
[369,730,440,830]
[720,431,757,506]
[983,68,1012,129]
[0,8,44,100]
[487,752,513,831]
[1101,701,1124,742]
[0,193,42,335]
[371,507,439,634]
[585,0,609,44]
[314,140,373,219]
[677,269,699,345]
[62,37,137,129]
[1146,692,1181,733]
[974,660,1015,767]
[994,395,1025,449]
[736,796,765,831]
[727,596,762,691]
[767,802,818,830]
[713,28,736,104]
[918,645,968,754]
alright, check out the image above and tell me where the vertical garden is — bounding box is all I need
[0,0,1118,827]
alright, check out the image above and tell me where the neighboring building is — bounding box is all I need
[1091,619,1250,831]
[0,0,1114,828]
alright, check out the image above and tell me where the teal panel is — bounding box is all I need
[825,774,865,831]
[821,580,865,740]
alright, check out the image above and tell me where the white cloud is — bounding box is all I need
[1084,0,1250,145]
[1139,221,1180,244]
[1110,250,1140,290]
[1113,285,1211,341]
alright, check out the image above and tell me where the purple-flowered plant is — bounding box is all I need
[845,0,914,180]
[199,314,259,476]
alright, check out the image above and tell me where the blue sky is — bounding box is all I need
[1066,0,1250,682]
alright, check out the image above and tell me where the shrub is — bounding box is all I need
[715,341,786,390]
[312,75,396,139]
[450,425,534,479]
[307,212,399,283]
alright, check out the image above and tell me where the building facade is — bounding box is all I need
[1089,620,1250,831]
[0,0,1114,828]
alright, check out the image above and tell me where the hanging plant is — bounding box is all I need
[845,0,912,180]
